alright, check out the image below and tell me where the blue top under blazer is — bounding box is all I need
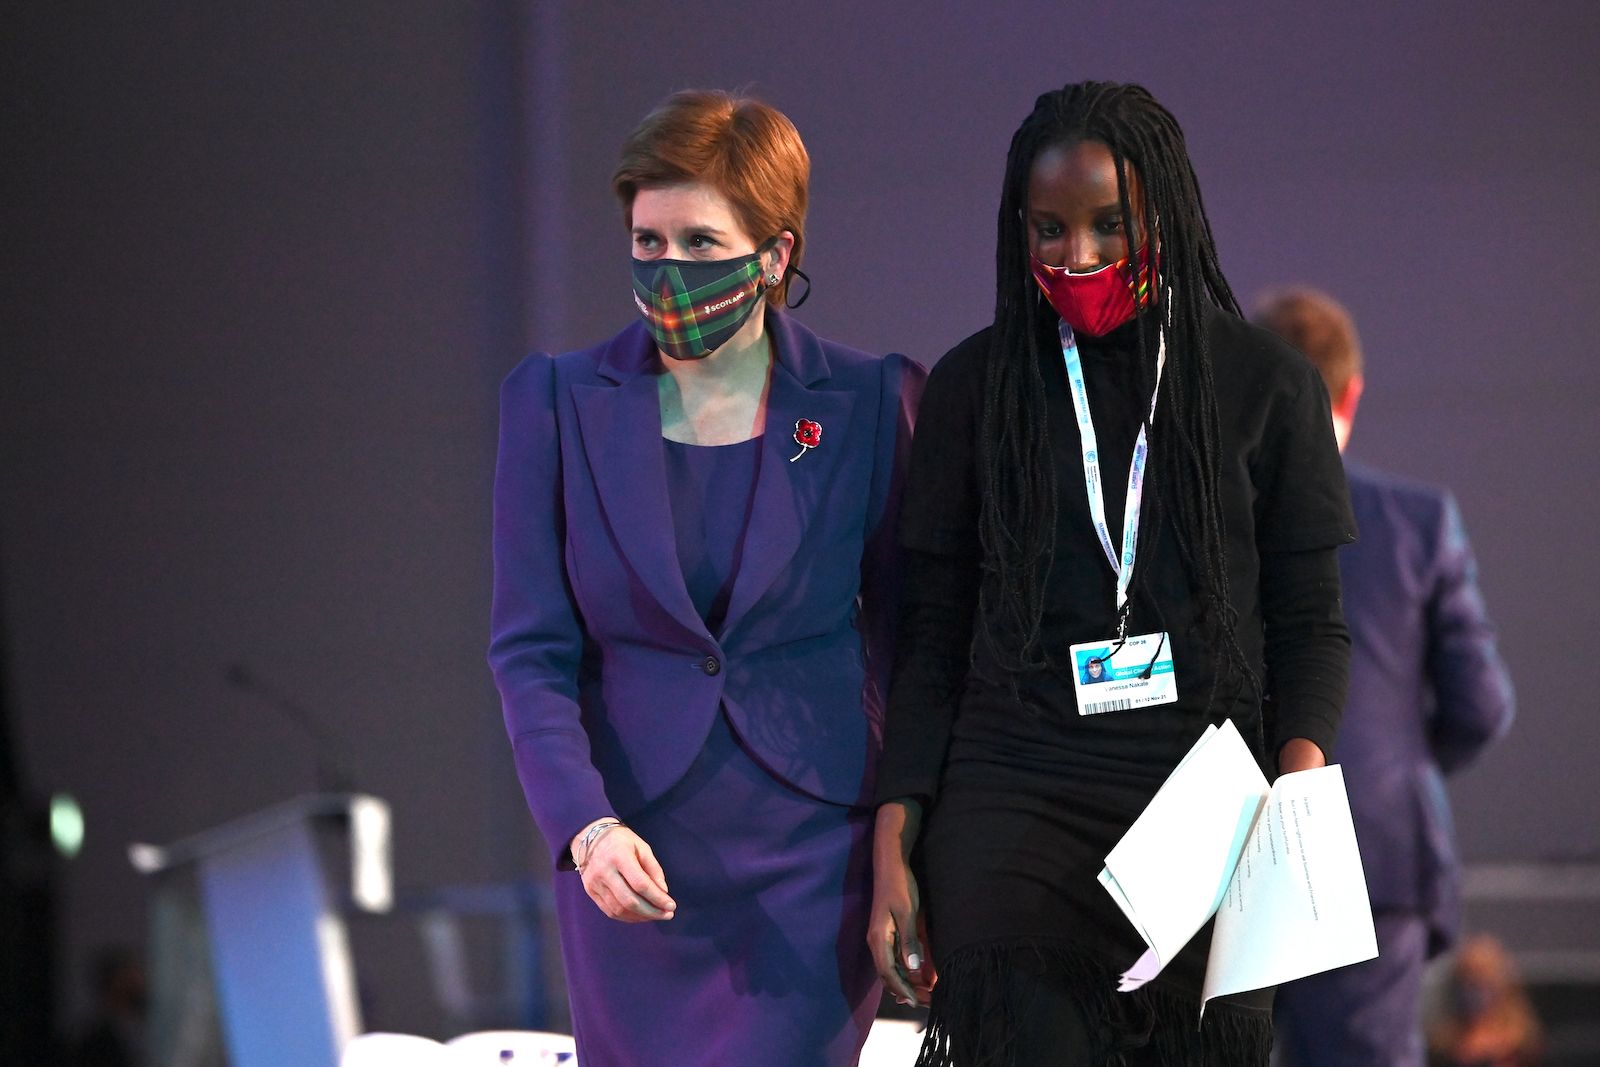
[490,312,925,865]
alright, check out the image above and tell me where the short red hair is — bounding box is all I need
[613,90,809,307]
[1253,288,1364,402]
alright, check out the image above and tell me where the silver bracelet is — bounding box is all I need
[574,818,622,872]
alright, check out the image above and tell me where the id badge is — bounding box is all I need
[1068,632,1177,716]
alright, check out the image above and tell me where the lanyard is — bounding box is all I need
[1059,320,1165,630]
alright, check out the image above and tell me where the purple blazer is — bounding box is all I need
[489,312,925,865]
[1337,461,1515,952]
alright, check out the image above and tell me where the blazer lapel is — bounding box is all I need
[718,316,856,638]
[570,333,707,639]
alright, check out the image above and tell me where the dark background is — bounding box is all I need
[3,0,1596,1039]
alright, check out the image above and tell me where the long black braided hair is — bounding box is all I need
[976,80,1257,708]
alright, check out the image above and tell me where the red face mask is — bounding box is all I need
[1030,245,1154,337]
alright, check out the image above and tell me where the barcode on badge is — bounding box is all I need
[1083,697,1134,715]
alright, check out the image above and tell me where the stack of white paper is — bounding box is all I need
[1202,763,1379,1003]
[1099,721,1378,1011]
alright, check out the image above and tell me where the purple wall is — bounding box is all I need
[531,0,1600,867]
[2,0,1595,1037]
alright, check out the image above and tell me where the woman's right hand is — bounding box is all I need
[573,823,677,923]
[869,799,936,1005]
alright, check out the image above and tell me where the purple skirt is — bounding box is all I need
[555,712,878,1067]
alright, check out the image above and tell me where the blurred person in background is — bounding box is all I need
[68,945,147,1067]
[1258,289,1517,1067]
[1425,935,1542,1067]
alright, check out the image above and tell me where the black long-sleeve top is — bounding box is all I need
[875,307,1357,808]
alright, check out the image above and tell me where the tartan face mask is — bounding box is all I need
[631,252,769,361]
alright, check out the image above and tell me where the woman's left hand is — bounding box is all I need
[1278,737,1327,776]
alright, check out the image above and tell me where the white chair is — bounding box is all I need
[445,1031,577,1064]
[341,1032,450,1067]
[859,1018,925,1067]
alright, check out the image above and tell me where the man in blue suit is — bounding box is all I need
[1257,290,1516,1067]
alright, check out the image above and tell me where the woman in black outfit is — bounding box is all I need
[869,81,1357,1066]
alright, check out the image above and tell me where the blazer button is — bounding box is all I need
[701,656,721,676]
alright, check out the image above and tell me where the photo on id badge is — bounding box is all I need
[1078,649,1113,686]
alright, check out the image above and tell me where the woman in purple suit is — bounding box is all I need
[489,90,924,1066]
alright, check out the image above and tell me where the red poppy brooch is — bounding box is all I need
[791,419,822,462]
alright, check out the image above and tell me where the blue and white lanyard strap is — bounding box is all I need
[1059,319,1166,634]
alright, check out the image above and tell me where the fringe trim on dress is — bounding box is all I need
[913,938,1272,1067]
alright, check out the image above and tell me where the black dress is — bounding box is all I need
[876,307,1358,1066]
